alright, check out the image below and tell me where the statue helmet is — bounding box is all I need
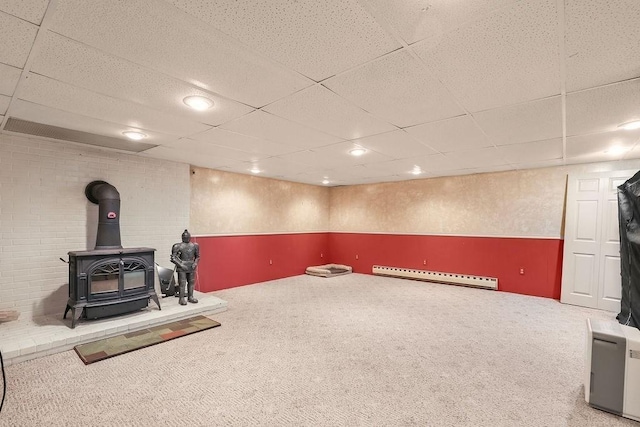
[182,229,191,241]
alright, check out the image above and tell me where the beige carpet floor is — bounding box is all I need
[0,273,636,426]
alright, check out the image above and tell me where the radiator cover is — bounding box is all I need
[372,265,498,290]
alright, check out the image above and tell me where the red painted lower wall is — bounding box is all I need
[193,233,330,292]
[193,232,563,299]
[329,233,564,299]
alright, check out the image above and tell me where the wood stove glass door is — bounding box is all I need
[89,261,121,300]
[122,259,147,294]
[123,271,145,289]
[88,256,150,301]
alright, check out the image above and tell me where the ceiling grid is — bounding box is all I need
[0,0,638,185]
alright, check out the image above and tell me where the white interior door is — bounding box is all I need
[561,175,602,308]
[561,170,634,311]
[598,174,629,312]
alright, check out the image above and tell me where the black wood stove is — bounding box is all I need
[64,181,160,328]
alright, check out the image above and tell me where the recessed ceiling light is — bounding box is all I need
[349,147,366,156]
[322,179,330,185]
[184,95,214,111]
[618,120,640,131]
[411,166,423,175]
[122,131,147,141]
[250,167,261,174]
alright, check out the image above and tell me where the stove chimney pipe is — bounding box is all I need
[85,180,122,249]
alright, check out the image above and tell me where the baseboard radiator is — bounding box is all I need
[372,265,498,290]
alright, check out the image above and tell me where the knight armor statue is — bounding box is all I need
[170,229,200,305]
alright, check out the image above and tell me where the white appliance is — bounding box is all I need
[585,318,640,422]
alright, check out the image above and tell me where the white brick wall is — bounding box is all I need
[0,134,190,318]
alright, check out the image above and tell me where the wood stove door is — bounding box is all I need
[121,257,148,296]
[88,257,149,301]
[88,259,121,301]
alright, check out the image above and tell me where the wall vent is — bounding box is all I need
[372,265,498,290]
[4,117,157,153]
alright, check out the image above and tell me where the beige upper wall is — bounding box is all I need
[190,159,640,239]
[190,166,330,235]
[330,160,640,238]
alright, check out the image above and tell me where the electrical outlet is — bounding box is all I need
[519,267,524,275]
[269,259,273,265]
[423,259,427,266]
[320,253,323,258]
[355,254,359,260]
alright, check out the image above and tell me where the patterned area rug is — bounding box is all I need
[74,315,221,364]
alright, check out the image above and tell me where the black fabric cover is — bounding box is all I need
[617,170,640,329]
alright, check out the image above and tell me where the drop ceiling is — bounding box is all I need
[1,0,639,186]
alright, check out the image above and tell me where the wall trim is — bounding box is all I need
[192,231,330,238]
[193,231,561,239]
[327,231,562,240]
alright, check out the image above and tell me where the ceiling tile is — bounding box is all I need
[371,173,417,182]
[473,96,562,146]
[565,0,640,92]
[443,146,509,169]
[566,78,640,136]
[460,164,516,176]
[495,138,563,164]
[566,129,640,160]
[623,144,640,162]
[17,73,212,137]
[248,157,325,177]
[30,32,255,126]
[263,85,397,140]
[327,165,385,179]
[324,174,373,185]
[356,158,428,178]
[0,0,49,24]
[0,11,38,68]
[48,0,312,107]
[161,138,266,163]
[0,63,21,96]
[323,166,388,184]
[404,115,492,153]
[323,49,464,127]
[351,176,399,185]
[365,0,517,45]
[352,129,436,159]
[0,0,635,186]
[280,141,393,169]
[165,0,400,81]
[140,145,247,170]
[8,99,178,145]
[408,153,469,173]
[219,110,343,150]
[322,179,352,187]
[190,128,299,157]
[215,162,259,176]
[0,94,10,115]
[364,160,410,175]
[564,154,624,165]
[293,169,344,184]
[514,159,565,170]
[420,169,468,178]
[139,146,198,166]
[413,0,560,112]
[291,173,336,187]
